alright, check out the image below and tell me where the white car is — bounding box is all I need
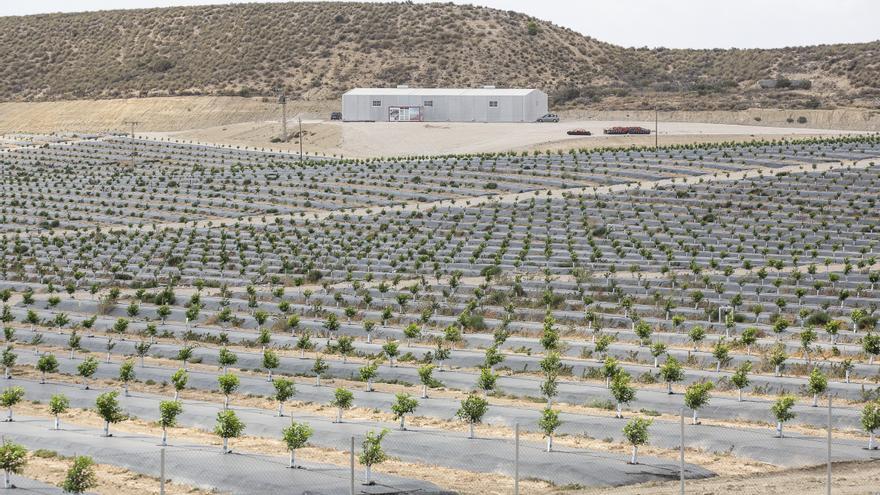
[537,113,560,123]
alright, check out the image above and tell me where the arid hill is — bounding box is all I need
[1,1,878,110]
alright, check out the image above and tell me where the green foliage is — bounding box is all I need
[456,394,489,424]
[684,382,714,410]
[330,387,354,409]
[0,441,27,475]
[60,455,97,494]
[214,410,245,439]
[49,394,70,415]
[358,429,389,467]
[771,395,797,423]
[391,393,419,419]
[622,417,652,446]
[538,407,561,436]
[158,400,183,428]
[282,422,313,450]
[95,391,125,424]
[273,378,295,403]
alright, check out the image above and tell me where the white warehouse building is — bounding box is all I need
[341,87,549,123]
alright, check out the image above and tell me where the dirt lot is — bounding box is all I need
[0,96,875,158]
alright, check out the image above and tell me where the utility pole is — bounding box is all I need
[122,120,141,166]
[278,93,288,142]
[298,117,303,162]
[654,110,658,149]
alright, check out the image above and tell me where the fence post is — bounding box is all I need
[514,423,519,495]
[160,447,166,495]
[827,395,832,495]
[350,436,355,495]
[680,407,685,495]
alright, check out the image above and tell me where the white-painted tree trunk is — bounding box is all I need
[616,402,622,419]
[6,407,12,422]
[776,421,783,438]
[336,408,342,423]
[222,437,229,453]
[224,395,229,410]
[421,384,428,399]
[546,436,553,452]
[738,389,743,402]
[813,393,819,407]
[103,421,110,437]
[365,465,372,485]
[54,415,60,430]
[667,382,673,394]
[174,389,180,400]
[468,422,475,439]
[289,450,296,468]
[630,445,638,464]
[869,433,876,450]
[316,375,321,387]
[124,382,129,397]
[4,470,10,489]
[399,415,406,431]
[366,379,373,392]
[40,372,46,384]
[162,427,167,446]
[267,370,273,382]
[278,402,284,417]
[693,409,699,425]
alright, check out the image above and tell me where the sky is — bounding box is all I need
[2,0,877,49]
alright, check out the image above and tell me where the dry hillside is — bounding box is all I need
[0,2,878,110]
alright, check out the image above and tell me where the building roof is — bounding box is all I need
[344,87,542,97]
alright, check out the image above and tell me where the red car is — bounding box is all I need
[566,129,592,136]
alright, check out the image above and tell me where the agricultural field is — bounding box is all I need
[1,132,880,494]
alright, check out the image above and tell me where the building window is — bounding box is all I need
[424,100,433,107]
[372,100,381,107]
[489,100,499,107]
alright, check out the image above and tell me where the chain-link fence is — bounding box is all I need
[1,396,876,495]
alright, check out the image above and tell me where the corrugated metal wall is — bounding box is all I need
[342,91,549,123]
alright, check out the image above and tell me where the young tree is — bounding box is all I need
[456,393,489,439]
[363,320,376,344]
[295,332,314,358]
[0,387,24,422]
[217,347,237,373]
[263,349,280,382]
[610,371,636,419]
[134,341,152,368]
[312,356,329,386]
[330,387,354,423]
[118,359,135,397]
[77,356,99,390]
[417,364,436,399]
[358,429,389,485]
[171,368,188,400]
[660,356,684,394]
[61,455,97,494]
[601,356,620,388]
[95,391,125,437]
[807,367,828,407]
[741,326,759,356]
[359,361,378,392]
[688,326,706,350]
[623,417,652,464]
[1,346,15,380]
[273,378,295,417]
[769,344,788,377]
[731,361,752,402]
[771,395,797,437]
[538,407,561,452]
[650,342,667,368]
[37,353,59,384]
[476,367,498,396]
[217,372,240,410]
[49,393,69,430]
[176,345,195,371]
[0,440,27,489]
[282,422,313,468]
[214,409,245,453]
[712,339,730,372]
[158,400,183,446]
[403,323,421,347]
[864,333,880,365]
[391,393,419,430]
[382,341,400,367]
[684,382,714,425]
[861,400,880,450]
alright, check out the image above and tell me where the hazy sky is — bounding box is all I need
[2,0,877,49]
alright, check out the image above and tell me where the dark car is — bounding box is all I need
[330,112,342,121]
[566,129,592,136]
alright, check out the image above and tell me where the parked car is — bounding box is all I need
[603,126,651,135]
[566,129,592,136]
[537,113,560,123]
[330,112,342,121]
